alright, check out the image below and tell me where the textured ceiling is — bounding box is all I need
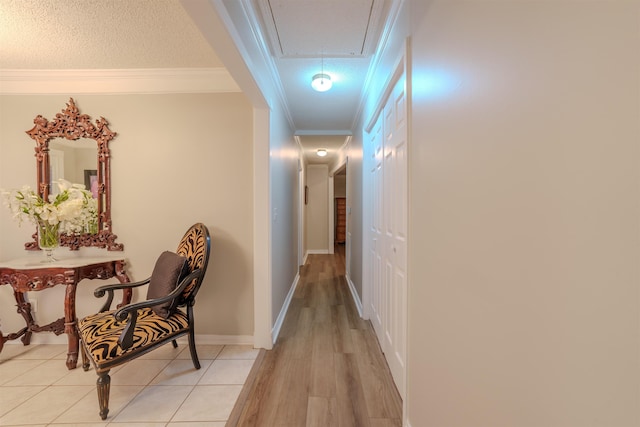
[0,0,222,69]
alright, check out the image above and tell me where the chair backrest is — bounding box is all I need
[175,223,211,305]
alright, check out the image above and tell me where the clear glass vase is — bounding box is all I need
[37,221,60,263]
[85,220,98,235]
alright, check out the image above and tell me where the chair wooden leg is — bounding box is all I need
[188,330,200,370]
[96,370,111,420]
[80,341,90,371]
[171,339,178,348]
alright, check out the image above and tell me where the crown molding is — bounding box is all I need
[0,68,240,95]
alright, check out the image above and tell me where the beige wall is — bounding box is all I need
[407,1,640,426]
[345,139,363,298]
[189,0,303,346]
[305,164,329,252]
[0,93,255,339]
[269,103,300,323]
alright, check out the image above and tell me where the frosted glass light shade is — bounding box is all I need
[317,149,328,157]
[311,73,332,92]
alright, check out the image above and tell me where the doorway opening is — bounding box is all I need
[333,165,347,258]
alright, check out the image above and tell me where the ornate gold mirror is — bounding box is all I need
[25,98,123,251]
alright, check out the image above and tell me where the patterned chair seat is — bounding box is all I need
[79,307,189,367]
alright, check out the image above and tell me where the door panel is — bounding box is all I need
[388,78,407,385]
[366,71,407,398]
[369,115,384,337]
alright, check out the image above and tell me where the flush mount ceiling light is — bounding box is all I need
[311,73,332,92]
[316,148,328,157]
[312,49,332,92]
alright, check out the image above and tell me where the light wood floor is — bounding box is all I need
[228,246,402,427]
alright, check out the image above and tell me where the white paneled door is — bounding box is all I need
[369,113,384,339]
[366,70,407,398]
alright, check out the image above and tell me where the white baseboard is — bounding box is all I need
[4,333,255,346]
[4,334,68,345]
[271,272,300,345]
[345,273,363,317]
[191,334,254,345]
[305,249,329,256]
[171,335,255,345]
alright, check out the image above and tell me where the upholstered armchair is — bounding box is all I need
[78,223,211,420]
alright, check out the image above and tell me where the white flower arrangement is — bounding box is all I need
[2,179,98,235]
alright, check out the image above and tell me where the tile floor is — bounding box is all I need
[0,341,259,426]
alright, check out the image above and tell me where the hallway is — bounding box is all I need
[229,251,402,426]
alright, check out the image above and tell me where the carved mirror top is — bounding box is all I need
[25,98,123,251]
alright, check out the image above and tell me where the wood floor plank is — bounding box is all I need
[326,276,340,305]
[352,329,402,419]
[287,306,315,360]
[306,396,338,427]
[271,357,311,425]
[232,250,402,427]
[370,418,403,427]
[278,296,304,339]
[361,327,403,416]
[235,342,284,426]
[334,352,372,427]
[331,303,355,354]
[313,287,332,323]
[340,276,367,330]
[310,323,336,397]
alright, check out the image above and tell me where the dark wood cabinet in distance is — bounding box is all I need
[336,197,346,243]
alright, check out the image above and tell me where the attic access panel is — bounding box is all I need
[260,0,382,57]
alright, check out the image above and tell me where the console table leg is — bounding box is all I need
[13,291,34,345]
[65,326,79,370]
[115,261,132,308]
[64,280,79,369]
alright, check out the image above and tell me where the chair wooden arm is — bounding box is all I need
[94,278,151,313]
[113,269,202,350]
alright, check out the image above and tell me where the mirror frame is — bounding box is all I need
[25,98,123,251]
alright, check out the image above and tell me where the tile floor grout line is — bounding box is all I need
[47,383,97,425]
[166,382,198,424]
[1,343,256,426]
